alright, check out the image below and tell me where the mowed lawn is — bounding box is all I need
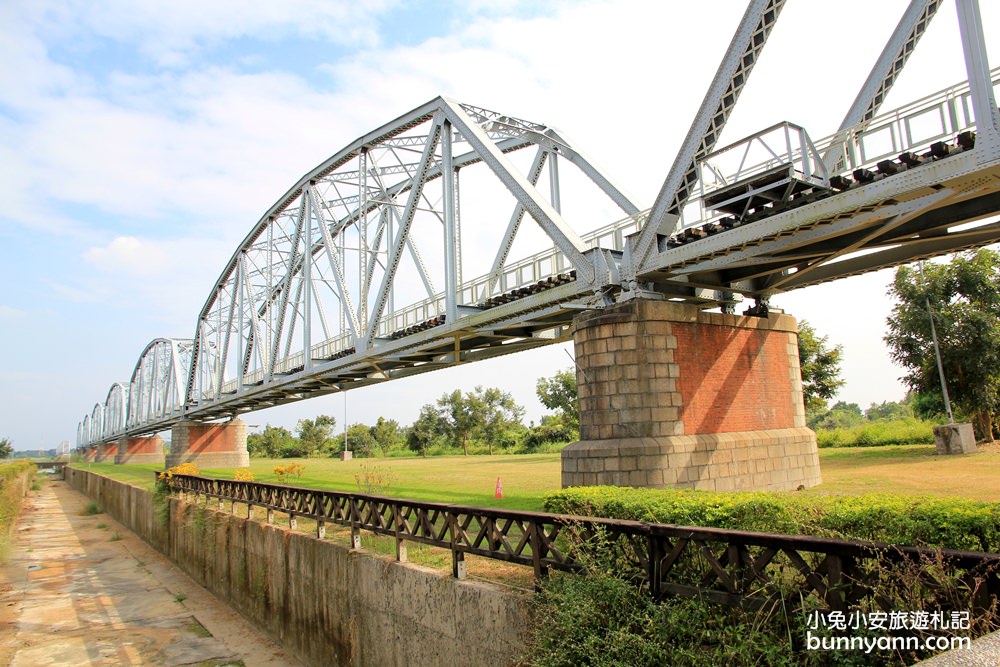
[75,442,1000,510]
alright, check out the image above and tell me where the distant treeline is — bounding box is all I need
[248,369,579,459]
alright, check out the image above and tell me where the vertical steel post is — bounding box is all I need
[303,186,314,371]
[956,0,1000,158]
[549,150,561,214]
[359,149,369,326]
[442,120,459,323]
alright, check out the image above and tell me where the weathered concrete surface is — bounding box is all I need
[913,630,1000,666]
[0,478,301,666]
[65,468,532,667]
[933,423,977,455]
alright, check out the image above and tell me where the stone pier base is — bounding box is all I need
[167,419,249,469]
[115,435,166,465]
[562,299,821,492]
[562,428,820,491]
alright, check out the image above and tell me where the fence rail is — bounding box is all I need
[161,472,1000,612]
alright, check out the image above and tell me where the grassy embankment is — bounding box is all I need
[77,442,1000,508]
[0,461,37,561]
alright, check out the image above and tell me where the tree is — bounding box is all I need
[247,425,295,458]
[296,415,337,456]
[437,390,478,456]
[406,405,446,456]
[809,401,864,430]
[475,386,526,455]
[372,417,404,453]
[865,398,913,422]
[797,321,845,412]
[435,386,525,455]
[885,249,1000,441]
[345,423,379,458]
[0,438,12,459]
[536,368,579,427]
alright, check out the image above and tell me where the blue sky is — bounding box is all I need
[1,0,997,451]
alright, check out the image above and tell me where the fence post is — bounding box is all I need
[826,553,846,612]
[531,520,548,586]
[350,497,362,550]
[392,503,407,562]
[647,531,662,598]
[448,511,466,579]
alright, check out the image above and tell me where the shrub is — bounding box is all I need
[157,462,200,481]
[815,418,935,448]
[543,486,1000,552]
[233,468,254,482]
[273,463,304,483]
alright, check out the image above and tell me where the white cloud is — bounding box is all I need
[11,0,398,67]
[84,236,170,274]
[0,305,26,319]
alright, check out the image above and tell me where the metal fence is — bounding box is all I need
[161,472,1000,613]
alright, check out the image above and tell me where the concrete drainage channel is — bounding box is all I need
[60,468,530,667]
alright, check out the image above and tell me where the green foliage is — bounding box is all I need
[544,486,1000,552]
[433,386,525,455]
[247,424,296,459]
[521,415,578,452]
[345,423,379,458]
[0,438,12,459]
[82,501,103,516]
[814,418,935,448]
[295,415,337,456]
[798,321,845,411]
[808,401,864,430]
[372,417,405,453]
[885,250,1000,440]
[865,398,914,421]
[536,368,579,427]
[406,405,447,456]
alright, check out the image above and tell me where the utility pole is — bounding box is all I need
[919,261,955,423]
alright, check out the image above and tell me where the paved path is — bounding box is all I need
[0,477,302,666]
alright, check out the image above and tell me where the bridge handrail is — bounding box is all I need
[162,472,1000,611]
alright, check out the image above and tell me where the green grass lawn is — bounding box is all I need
[73,442,1000,510]
[76,453,562,511]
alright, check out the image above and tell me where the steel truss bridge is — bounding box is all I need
[78,0,1000,448]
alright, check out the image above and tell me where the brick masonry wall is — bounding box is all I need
[566,299,819,491]
[167,419,249,468]
[116,435,165,465]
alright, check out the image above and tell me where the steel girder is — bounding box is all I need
[632,0,787,277]
[823,0,943,171]
[126,338,194,432]
[182,97,639,414]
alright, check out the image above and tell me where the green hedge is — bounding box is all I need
[543,486,1000,553]
[815,418,935,448]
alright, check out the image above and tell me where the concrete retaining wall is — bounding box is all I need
[65,468,530,667]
